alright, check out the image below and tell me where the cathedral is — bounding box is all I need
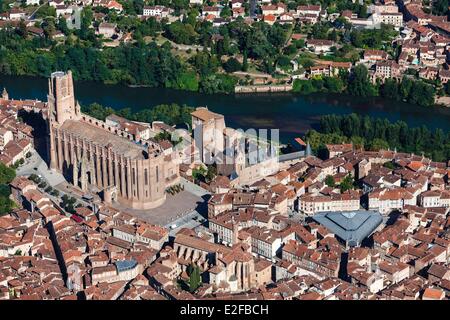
[47,71,179,209]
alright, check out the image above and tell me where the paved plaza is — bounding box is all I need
[116,189,207,226]
[16,149,66,187]
[16,149,212,228]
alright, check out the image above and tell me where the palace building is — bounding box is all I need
[48,71,179,209]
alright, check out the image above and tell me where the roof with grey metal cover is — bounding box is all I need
[313,210,383,246]
[115,259,137,272]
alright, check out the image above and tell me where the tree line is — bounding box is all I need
[81,102,195,127]
[293,65,437,107]
[0,26,236,94]
[0,162,16,215]
[305,113,450,162]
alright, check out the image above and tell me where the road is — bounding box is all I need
[250,0,257,18]
[233,71,273,79]
[171,42,209,52]
[28,4,45,20]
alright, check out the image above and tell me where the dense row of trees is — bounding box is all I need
[0,28,183,84]
[293,65,436,107]
[293,76,345,94]
[431,0,449,16]
[380,77,436,108]
[348,24,398,50]
[163,17,291,74]
[0,163,16,215]
[324,174,354,192]
[81,102,195,127]
[0,2,441,99]
[305,113,450,162]
[0,24,236,93]
[61,194,79,214]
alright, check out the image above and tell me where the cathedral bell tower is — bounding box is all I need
[2,87,8,100]
[47,70,80,126]
[48,70,81,170]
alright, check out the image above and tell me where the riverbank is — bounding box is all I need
[1,74,449,144]
[435,96,450,107]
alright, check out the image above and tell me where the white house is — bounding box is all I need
[26,0,40,5]
[142,6,170,18]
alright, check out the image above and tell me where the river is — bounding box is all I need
[1,74,450,144]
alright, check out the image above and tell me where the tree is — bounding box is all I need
[192,166,207,182]
[42,17,56,39]
[35,5,56,19]
[61,194,69,204]
[0,175,12,215]
[188,264,201,293]
[432,0,449,15]
[79,7,94,41]
[316,113,450,162]
[325,175,336,187]
[293,79,317,94]
[242,50,248,71]
[0,163,15,185]
[17,20,28,39]
[81,103,115,121]
[0,196,14,216]
[381,78,399,100]
[383,161,395,170]
[246,25,273,59]
[328,29,338,41]
[310,22,330,40]
[0,184,9,198]
[205,165,216,182]
[339,174,354,193]
[400,77,413,100]
[409,81,435,107]
[323,77,344,93]
[445,81,450,95]
[368,138,389,151]
[351,136,365,149]
[38,181,48,189]
[57,16,70,36]
[192,51,219,77]
[199,74,237,94]
[220,6,232,18]
[165,21,197,45]
[222,58,242,73]
[267,23,287,49]
[0,0,6,14]
[299,58,315,68]
[347,65,377,97]
[350,30,363,48]
[277,55,291,68]
[358,4,368,18]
